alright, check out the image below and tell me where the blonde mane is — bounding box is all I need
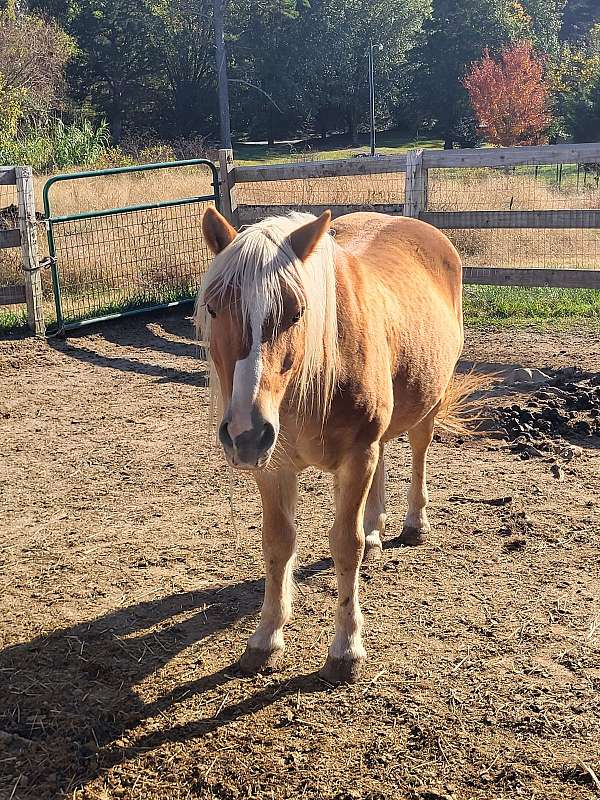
[194,212,339,416]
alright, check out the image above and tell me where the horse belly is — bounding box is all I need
[384,317,462,439]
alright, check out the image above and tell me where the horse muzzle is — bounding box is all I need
[218,415,277,470]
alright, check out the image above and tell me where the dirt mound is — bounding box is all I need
[490,368,600,460]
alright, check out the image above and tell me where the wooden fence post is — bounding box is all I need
[404,149,428,219]
[16,166,45,336]
[218,148,239,227]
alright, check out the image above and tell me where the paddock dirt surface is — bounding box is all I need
[1,311,599,800]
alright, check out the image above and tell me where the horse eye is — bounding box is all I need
[207,305,216,319]
[292,308,305,324]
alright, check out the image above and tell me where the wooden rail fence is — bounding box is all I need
[3,145,600,335]
[0,166,44,335]
[218,142,600,290]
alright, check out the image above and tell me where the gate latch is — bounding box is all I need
[22,256,56,274]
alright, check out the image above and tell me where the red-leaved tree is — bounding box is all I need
[464,41,551,147]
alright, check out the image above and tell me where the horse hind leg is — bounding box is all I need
[400,409,436,547]
[363,442,386,562]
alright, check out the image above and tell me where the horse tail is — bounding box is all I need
[435,370,490,436]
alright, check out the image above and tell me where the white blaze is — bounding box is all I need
[227,305,265,439]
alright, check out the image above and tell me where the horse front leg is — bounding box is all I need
[239,467,298,674]
[321,443,380,684]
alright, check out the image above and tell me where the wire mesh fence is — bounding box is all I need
[235,152,600,277]
[427,162,600,271]
[51,200,215,325]
[237,174,406,206]
[0,181,22,308]
[236,151,406,208]
[36,167,216,218]
[428,163,600,211]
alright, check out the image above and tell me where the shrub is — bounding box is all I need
[0,118,110,172]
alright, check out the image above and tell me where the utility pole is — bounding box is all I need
[368,40,376,157]
[212,0,232,150]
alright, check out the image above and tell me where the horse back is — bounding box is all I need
[332,212,462,321]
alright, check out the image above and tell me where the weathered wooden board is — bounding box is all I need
[218,148,239,226]
[234,144,600,185]
[237,203,405,225]
[405,149,428,219]
[16,166,45,335]
[0,284,27,305]
[235,156,408,184]
[422,210,600,229]
[239,205,600,230]
[463,266,600,289]
[0,228,21,249]
[0,167,17,186]
[423,142,600,169]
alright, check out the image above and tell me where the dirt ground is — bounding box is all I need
[1,311,599,800]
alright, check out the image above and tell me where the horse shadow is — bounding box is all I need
[47,306,208,386]
[0,558,334,799]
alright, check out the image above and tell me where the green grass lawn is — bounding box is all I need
[463,286,600,328]
[234,130,445,165]
[0,306,28,333]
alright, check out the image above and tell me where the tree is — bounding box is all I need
[570,73,600,140]
[0,9,71,137]
[548,25,600,139]
[227,0,302,145]
[551,24,600,139]
[464,41,551,146]
[522,0,565,58]
[44,0,165,143]
[159,0,217,138]
[16,0,582,147]
[295,0,430,143]
[409,0,530,149]
[561,0,599,41]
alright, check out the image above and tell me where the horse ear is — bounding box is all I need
[288,210,332,261]
[202,207,237,254]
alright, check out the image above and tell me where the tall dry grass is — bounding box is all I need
[32,167,216,219]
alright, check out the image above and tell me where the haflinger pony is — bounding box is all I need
[196,207,464,684]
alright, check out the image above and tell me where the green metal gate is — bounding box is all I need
[43,159,219,333]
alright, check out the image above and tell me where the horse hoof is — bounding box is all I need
[363,542,383,563]
[238,645,283,675]
[399,526,428,546]
[319,654,364,685]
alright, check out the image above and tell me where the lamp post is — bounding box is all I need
[368,40,383,156]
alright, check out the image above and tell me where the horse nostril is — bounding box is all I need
[258,421,275,453]
[218,420,233,449]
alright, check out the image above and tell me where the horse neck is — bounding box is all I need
[333,249,371,342]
